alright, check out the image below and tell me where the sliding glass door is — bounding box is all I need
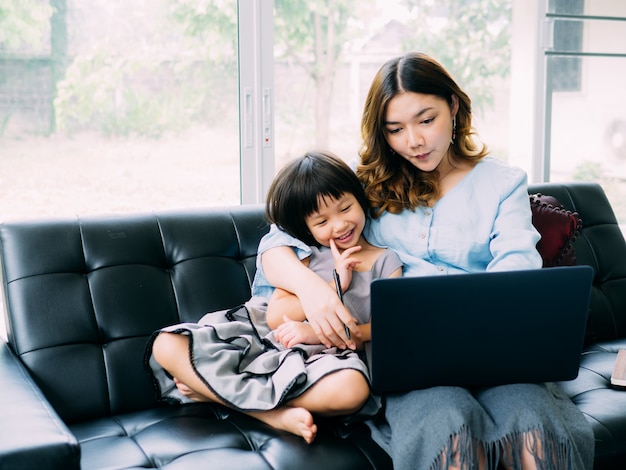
[0,0,241,220]
[539,0,626,224]
[272,0,518,178]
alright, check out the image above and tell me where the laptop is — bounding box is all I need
[367,265,594,393]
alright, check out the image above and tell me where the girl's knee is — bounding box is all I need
[152,332,187,368]
[331,369,370,411]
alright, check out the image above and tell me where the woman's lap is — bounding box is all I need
[367,383,594,470]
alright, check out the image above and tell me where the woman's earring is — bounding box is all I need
[450,116,457,144]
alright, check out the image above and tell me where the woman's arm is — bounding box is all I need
[269,256,402,348]
[262,245,358,349]
[488,170,542,271]
[266,256,312,329]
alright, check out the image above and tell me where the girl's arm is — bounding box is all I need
[262,245,358,349]
[266,288,306,329]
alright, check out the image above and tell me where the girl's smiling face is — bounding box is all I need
[304,192,366,251]
[384,91,458,173]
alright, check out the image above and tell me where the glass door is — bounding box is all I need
[272,0,517,175]
[540,0,626,224]
[0,0,241,221]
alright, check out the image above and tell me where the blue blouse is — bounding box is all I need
[252,157,541,297]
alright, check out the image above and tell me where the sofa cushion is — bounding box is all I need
[68,403,390,469]
[529,193,581,267]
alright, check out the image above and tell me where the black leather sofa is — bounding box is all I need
[1,181,626,469]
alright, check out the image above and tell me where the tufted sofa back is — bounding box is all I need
[528,182,626,344]
[0,205,268,424]
[3,182,626,428]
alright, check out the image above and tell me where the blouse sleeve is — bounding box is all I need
[374,248,404,278]
[487,168,542,272]
[251,225,313,298]
[257,224,312,258]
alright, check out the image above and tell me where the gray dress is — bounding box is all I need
[145,245,402,412]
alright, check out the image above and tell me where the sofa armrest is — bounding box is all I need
[0,341,80,469]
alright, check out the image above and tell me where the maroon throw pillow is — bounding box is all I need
[529,193,582,267]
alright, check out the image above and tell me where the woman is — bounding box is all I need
[253,53,594,469]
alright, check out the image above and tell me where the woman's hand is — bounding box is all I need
[289,275,359,350]
[262,246,359,349]
[274,316,320,348]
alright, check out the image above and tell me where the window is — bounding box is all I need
[539,0,626,226]
[1,0,535,220]
[0,0,241,221]
[272,0,514,169]
[551,0,584,92]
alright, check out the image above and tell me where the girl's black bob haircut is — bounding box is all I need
[265,150,369,247]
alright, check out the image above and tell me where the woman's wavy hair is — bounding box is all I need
[356,52,488,217]
[265,151,369,247]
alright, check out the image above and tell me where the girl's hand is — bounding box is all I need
[275,316,321,348]
[329,239,361,291]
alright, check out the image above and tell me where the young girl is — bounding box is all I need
[145,151,402,444]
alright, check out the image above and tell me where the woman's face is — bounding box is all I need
[304,192,366,252]
[383,91,458,173]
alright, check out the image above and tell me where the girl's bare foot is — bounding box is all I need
[174,378,210,402]
[172,378,317,443]
[250,406,318,444]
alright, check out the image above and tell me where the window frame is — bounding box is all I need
[533,0,626,182]
[238,0,275,204]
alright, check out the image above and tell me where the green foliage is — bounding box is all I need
[54,0,238,137]
[55,52,125,135]
[400,0,512,112]
[0,0,52,52]
[274,0,376,146]
[274,0,373,79]
[49,0,512,138]
[55,49,236,137]
[168,0,237,60]
[572,160,603,181]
